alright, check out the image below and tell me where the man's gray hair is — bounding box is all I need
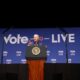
[33,34,40,37]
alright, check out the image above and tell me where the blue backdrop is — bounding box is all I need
[0,28,80,64]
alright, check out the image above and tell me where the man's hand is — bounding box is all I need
[27,40,33,46]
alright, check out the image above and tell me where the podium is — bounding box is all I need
[26,45,47,80]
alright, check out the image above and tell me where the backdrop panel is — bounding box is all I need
[0,28,79,64]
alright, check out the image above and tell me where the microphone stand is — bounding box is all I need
[0,27,11,80]
[58,28,68,64]
[58,28,69,79]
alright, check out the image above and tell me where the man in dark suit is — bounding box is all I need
[28,34,42,46]
[28,34,47,48]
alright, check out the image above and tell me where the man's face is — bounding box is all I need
[33,34,39,42]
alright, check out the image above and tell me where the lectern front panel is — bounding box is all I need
[26,45,47,60]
